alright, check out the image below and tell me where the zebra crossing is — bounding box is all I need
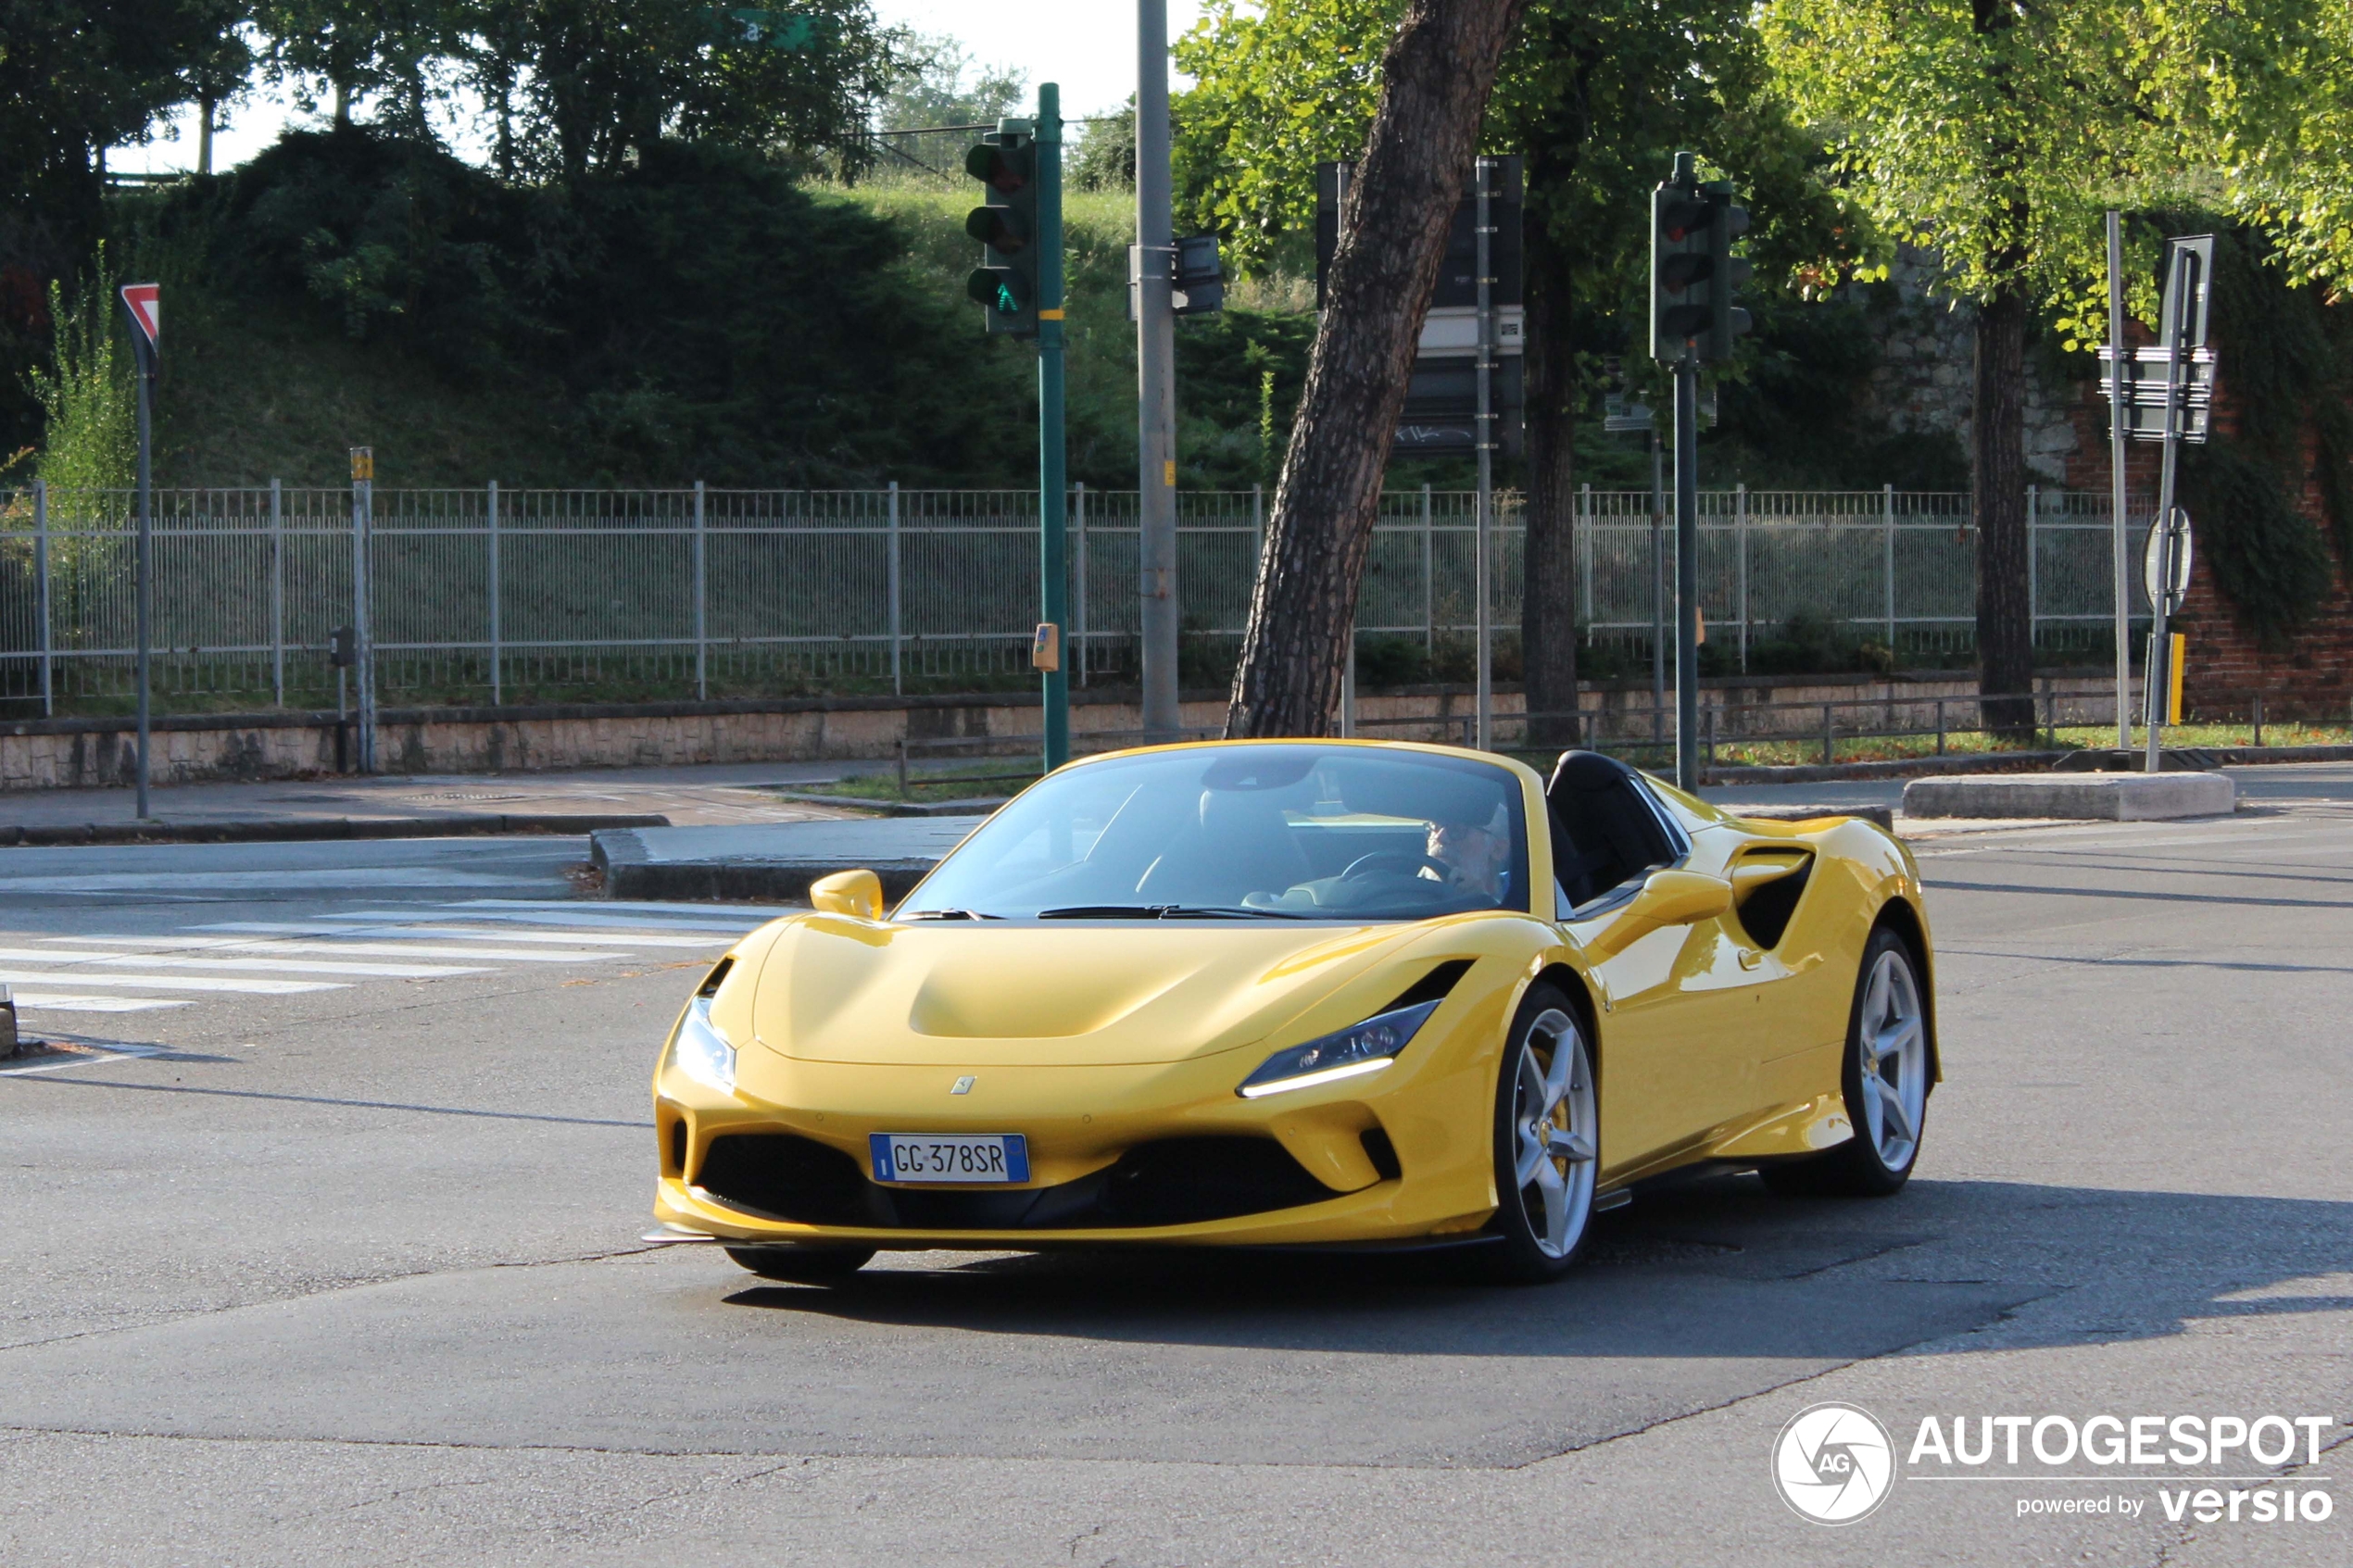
[1,898,787,1020]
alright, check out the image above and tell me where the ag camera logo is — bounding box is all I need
[1775,1402,1897,1524]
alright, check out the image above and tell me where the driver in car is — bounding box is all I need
[1424,803,1510,903]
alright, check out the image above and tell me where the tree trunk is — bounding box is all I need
[1973,285,2033,736]
[1225,0,1529,738]
[1520,194,1579,748]
[197,94,215,175]
[333,79,351,129]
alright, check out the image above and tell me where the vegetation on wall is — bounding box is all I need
[2166,221,2353,645]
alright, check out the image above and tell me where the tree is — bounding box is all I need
[1179,0,1858,742]
[1226,0,1529,738]
[1765,0,2178,733]
[874,31,1024,129]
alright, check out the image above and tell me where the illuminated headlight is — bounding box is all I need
[1237,999,1441,1098]
[668,996,736,1095]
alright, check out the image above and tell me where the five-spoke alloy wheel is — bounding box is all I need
[1485,984,1600,1282]
[1761,926,1931,1198]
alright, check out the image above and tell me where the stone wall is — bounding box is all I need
[1864,247,2083,484]
[0,672,2127,793]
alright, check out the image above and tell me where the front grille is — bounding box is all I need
[694,1131,1341,1231]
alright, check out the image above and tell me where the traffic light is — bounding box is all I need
[964,128,1038,336]
[1701,182,1753,362]
[1650,166,1751,363]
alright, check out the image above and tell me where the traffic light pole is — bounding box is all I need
[1037,85,1071,771]
[1135,0,1180,743]
[132,342,154,820]
[1673,351,1700,792]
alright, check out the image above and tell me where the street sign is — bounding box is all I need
[120,283,159,354]
[2143,508,2194,617]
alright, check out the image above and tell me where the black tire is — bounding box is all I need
[1475,983,1601,1285]
[724,1245,876,1284]
[1759,926,1929,1198]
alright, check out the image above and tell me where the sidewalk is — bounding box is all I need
[0,760,871,843]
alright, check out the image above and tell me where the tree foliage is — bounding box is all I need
[874,31,1024,130]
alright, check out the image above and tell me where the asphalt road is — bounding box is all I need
[0,805,2347,1566]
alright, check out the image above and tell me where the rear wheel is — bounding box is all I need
[1760,927,1929,1198]
[1479,985,1599,1283]
[724,1246,875,1284]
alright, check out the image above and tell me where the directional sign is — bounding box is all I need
[2143,508,2194,616]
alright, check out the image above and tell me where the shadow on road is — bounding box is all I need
[718,1173,2353,1363]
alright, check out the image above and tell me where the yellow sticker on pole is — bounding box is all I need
[2168,632,2186,726]
[1163,460,1176,487]
[349,447,374,482]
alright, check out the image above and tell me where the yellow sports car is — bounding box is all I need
[651,740,1937,1284]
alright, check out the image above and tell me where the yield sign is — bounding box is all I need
[120,282,160,353]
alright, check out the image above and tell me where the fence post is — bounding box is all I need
[692,480,708,701]
[2026,483,2040,655]
[486,479,501,705]
[1420,483,1434,653]
[2252,692,2264,746]
[1074,481,1088,687]
[32,480,51,716]
[887,481,902,696]
[1822,702,1834,766]
[269,478,283,708]
[1882,483,1896,655]
[1734,482,1748,674]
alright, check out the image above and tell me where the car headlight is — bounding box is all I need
[1237,999,1441,1098]
[668,996,736,1095]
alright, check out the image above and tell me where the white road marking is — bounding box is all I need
[8,995,192,1013]
[449,897,802,918]
[50,935,619,964]
[0,1040,172,1074]
[0,869,547,893]
[317,908,759,933]
[193,922,729,948]
[0,971,343,995]
[0,947,487,979]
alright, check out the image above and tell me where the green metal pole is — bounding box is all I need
[1038,82,1070,771]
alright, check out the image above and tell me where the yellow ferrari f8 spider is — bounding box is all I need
[651,740,1937,1284]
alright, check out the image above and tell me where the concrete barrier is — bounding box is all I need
[1901,771,2235,821]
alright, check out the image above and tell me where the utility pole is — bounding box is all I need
[1673,349,1700,791]
[1474,157,1495,752]
[1135,0,1180,741]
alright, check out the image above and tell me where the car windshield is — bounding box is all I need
[898,745,1530,922]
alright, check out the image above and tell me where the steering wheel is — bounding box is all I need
[1340,850,1448,883]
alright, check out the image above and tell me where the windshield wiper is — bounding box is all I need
[1035,904,1310,921]
[899,909,1001,921]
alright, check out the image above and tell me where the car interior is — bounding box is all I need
[1546,750,1683,913]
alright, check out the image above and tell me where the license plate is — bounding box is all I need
[869,1133,1029,1185]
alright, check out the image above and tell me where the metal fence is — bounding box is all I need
[0,482,2152,713]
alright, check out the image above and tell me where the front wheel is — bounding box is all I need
[724,1245,875,1284]
[1480,985,1600,1283]
[1760,926,1930,1198]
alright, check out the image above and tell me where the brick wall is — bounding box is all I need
[2057,330,2353,719]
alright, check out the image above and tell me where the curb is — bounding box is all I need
[1700,751,2071,786]
[590,829,938,905]
[0,812,671,848]
[771,792,1012,818]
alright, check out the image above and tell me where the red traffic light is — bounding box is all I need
[964,144,1027,194]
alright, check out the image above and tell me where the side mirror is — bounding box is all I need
[809,869,884,921]
[1579,869,1732,962]
[1628,868,1733,927]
